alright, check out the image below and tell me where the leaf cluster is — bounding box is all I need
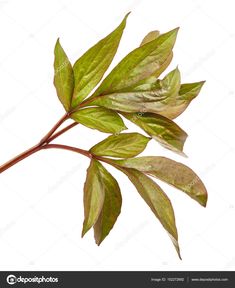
[53,13,207,258]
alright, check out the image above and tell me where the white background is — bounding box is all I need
[0,0,235,271]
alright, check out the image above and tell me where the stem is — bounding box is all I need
[0,143,42,173]
[39,113,69,144]
[0,114,77,174]
[43,144,92,158]
[46,122,78,144]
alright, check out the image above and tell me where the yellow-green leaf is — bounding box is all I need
[123,112,187,155]
[89,67,181,113]
[71,107,127,134]
[71,13,129,108]
[115,156,208,207]
[140,30,160,46]
[82,159,105,237]
[160,81,205,119]
[90,133,150,158]
[53,39,74,111]
[140,30,173,78]
[91,28,179,97]
[119,167,181,258]
[93,161,122,245]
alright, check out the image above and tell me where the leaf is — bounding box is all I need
[140,30,173,78]
[82,159,105,237]
[71,107,127,134]
[89,67,181,114]
[53,39,74,111]
[71,13,129,108]
[140,30,160,46]
[118,167,181,258]
[91,27,179,97]
[159,81,205,119]
[90,133,150,158]
[114,156,208,207]
[153,52,173,79]
[93,161,122,245]
[122,112,187,154]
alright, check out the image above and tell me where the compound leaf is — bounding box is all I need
[91,27,179,97]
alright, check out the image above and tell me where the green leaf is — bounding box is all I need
[114,156,208,207]
[140,30,173,78]
[82,159,105,237]
[91,27,179,97]
[53,39,74,111]
[71,107,127,134]
[93,161,122,245]
[89,67,181,114]
[71,13,129,108]
[122,112,187,154]
[140,30,160,46]
[90,133,150,158]
[160,81,205,119]
[119,167,181,258]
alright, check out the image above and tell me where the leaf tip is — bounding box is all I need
[181,151,188,158]
[81,225,89,238]
[200,80,206,87]
[122,12,131,25]
[175,65,180,72]
[169,234,182,260]
[199,191,208,207]
[176,244,182,260]
[172,27,180,39]
[175,244,182,260]
[122,124,128,131]
[195,80,206,91]
[55,38,61,48]
[95,238,103,246]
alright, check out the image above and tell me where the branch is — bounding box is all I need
[43,144,92,158]
[0,144,42,173]
[46,122,78,144]
[0,116,78,174]
[39,113,69,144]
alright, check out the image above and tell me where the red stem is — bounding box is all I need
[46,122,78,144]
[0,115,79,174]
[43,144,92,158]
[39,113,69,144]
[0,143,42,173]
